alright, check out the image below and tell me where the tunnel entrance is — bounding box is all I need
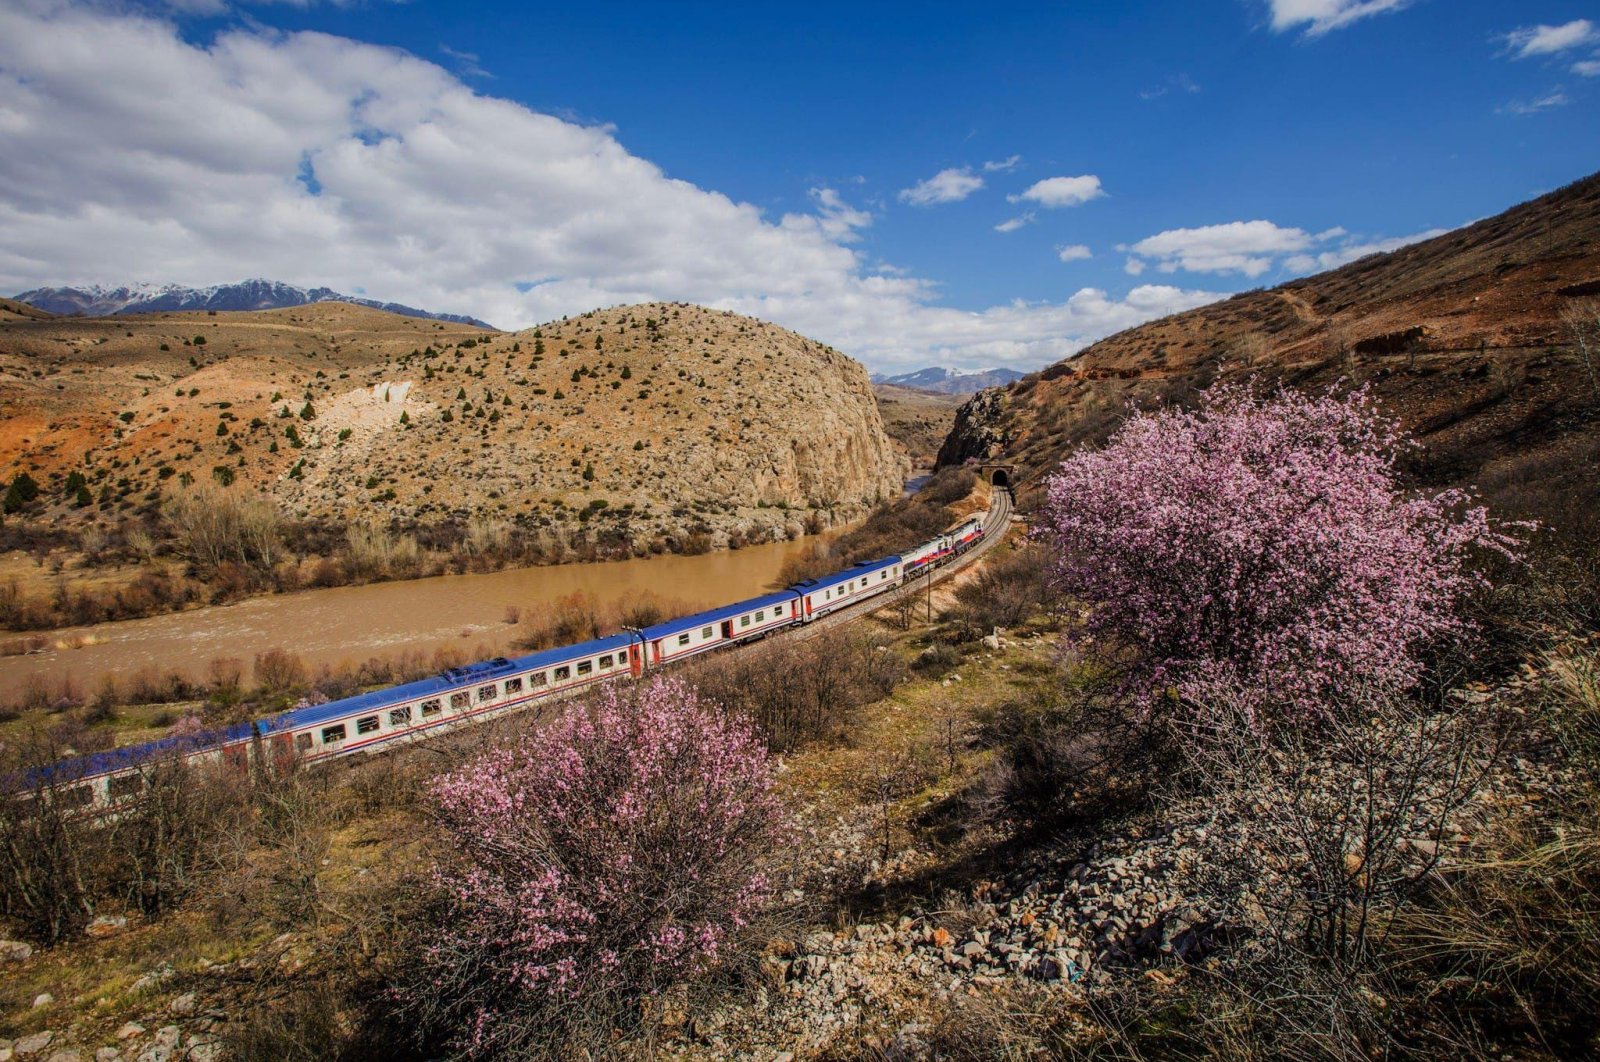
[990,468,1010,488]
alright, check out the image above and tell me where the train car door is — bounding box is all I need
[629,642,643,676]
[804,595,813,618]
[721,619,734,640]
[651,640,663,666]
[223,742,249,776]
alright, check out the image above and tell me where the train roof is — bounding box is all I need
[259,633,636,733]
[640,589,799,640]
[792,554,902,593]
[17,721,257,789]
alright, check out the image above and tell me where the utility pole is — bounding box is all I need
[621,625,644,673]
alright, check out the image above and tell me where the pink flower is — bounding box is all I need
[420,677,787,1057]
[1036,383,1518,727]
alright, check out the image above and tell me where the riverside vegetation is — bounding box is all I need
[0,380,1596,1061]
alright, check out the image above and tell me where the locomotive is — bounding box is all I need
[19,510,991,808]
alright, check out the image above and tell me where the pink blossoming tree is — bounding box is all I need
[1038,385,1516,724]
[421,677,784,1057]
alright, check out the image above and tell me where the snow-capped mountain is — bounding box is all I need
[872,365,1025,395]
[12,279,495,329]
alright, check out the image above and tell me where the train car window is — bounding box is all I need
[296,733,314,751]
[678,632,691,646]
[755,610,765,622]
[740,615,751,627]
[577,660,593,676]
[702,625,714,638]
[61,785,94,809]
[421,698,442,716]
[390,706,412,726]
[322,724,347,744]
[504,677,523,694]
[599,654,613,669]
[554,665,571,681]
[357,716,380,734]
[450,691,470,710]
[109,774,143,800]
[478,684,497,703]
[530,672,548,687]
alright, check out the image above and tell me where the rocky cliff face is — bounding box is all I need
[0,301,905,553]
[935,386,1012,468]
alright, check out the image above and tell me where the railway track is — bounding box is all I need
[22,486,1020,801]
[792,484,1015,642]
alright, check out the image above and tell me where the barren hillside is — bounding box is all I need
[0,301,903,554]
[941,172,1600,530]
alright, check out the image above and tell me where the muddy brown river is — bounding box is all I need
[0,534,840,696]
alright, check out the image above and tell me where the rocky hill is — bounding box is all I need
[0,301,904,554]
[940,172,1600,530]
[12,279,494,329]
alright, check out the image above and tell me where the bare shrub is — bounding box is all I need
[950,542,1051,637]
[254,648,308,694]
[687,627,904,751]
[164,483,284,580]
[108,756,251,920]
[206,656,244,696]
[1178,681,1507,972]
[1560,298,1600,402]
[463,514,511,557]
[0,735,103,941]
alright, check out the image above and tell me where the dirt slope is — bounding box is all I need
[0,301,904,552]
[939,171,1600,527]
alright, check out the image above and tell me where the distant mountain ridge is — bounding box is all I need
[873,366,1025,395]
[12,279,496,329]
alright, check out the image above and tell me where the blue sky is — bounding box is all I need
[1,0,1596,371]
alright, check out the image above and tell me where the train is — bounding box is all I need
[16,511,991,809]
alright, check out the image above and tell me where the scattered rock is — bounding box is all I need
[168,995,197,1018]
[32,994,53,1009]
[85,916,128,940]
[113,1027,143,1043]
[14,1032,54,1057]
[0,940,34,963]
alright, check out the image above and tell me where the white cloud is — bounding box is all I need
[1139,73,1201,100]
[1127,220,1452,277]
[438,44,490,79]
[809,186,872,241]
[1056,245,1092,263]
[1010,175,1105,208]
[1128,220,1314,277]
[0,2,1217,373]
[898,166,984,206]
[1266,0,1412,36]
[982,155,1022,173]
[1502,20,1598,58]
[1282,227,1449,272]
[993,213,1034,233]
[1575,58,1600,76]
[1499,89,1571,115]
